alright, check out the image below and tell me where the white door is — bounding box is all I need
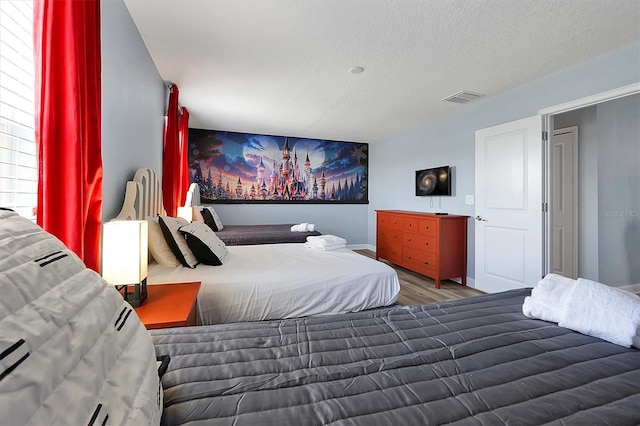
[551,127,578,278]
[475,116,543,293]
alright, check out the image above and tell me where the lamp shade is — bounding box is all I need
[177,206,193,222]
[102,220,148,285]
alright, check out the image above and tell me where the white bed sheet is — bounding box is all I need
[148,243,400,324]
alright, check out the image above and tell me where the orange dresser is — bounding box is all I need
[376,210,468,289]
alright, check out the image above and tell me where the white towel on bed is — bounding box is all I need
[559,278,640,348]
[522,274,576,324]
[304,242,346,251]
[307,235,347,248]
[291,223,315,232]
[523,274,640,348]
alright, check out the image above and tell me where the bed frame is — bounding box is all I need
[114,168,164,220]
[184,183,201,207]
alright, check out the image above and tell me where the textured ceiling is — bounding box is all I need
[123,0,640,142]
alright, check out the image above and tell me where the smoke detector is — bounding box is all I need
[441,90,485,104]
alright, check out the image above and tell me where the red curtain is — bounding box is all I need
[178,107,190,207]
[34,0,103,272]
[163,84,181,217]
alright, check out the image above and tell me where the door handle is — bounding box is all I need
[475,215,488,222]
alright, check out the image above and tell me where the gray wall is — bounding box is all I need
[553,95,640,287]
[212,204,369,246]
[369,43,640,282]
[554,106,599,281]
[597,94,640,286]
[101,0,165,221]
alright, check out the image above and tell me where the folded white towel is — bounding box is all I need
[304,242,346,251]
[522,274,576,323]
[559,278,640,348]
[291,223,316,232]
[306,235,347,248]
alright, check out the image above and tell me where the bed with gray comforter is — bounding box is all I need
[151,288,640,425]
[215,224,321,245]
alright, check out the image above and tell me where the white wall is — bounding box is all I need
[369,43,640,280]
[101,0,165,221]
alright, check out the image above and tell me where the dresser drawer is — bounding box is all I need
[377,228,402,243]
[403,247,437,277]
[418,219,438,236]
[377,241,402,264]
[378,214,403,230]
[403,233,436,253]
[403,217,419,231]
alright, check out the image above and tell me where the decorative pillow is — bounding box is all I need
[203,206,224,231]
[179,222,228,265]
[200,207,218,231]
[147,217,180,267]
[158,215,199,268]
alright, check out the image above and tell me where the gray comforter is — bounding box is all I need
[215,224,321,245]
[151,289,640,425]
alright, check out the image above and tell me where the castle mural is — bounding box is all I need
[188,129,369,204]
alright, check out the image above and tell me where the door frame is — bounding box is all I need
[539,82,640,276]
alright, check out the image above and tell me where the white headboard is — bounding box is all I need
[114,168,165,220]
[184,183,201,207]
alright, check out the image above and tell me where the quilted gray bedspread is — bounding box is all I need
[215,224,321,245]
[151,289,640,425]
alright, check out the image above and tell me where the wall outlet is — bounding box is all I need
[465,195,474,205]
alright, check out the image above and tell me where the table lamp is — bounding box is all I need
[102,220,148,307]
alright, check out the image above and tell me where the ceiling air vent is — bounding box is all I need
[441,90,485,104]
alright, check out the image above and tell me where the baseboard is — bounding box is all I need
[619,283,640,294]
[451,276,476,289]
[347,244,376,251]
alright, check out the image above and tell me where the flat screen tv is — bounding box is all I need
[415,166,451,196]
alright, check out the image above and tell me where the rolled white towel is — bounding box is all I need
[522,296,565,324]
[559,278,640,348]
[290,223,308,232]
[306,223,315,232]
[522,273,576,324]
[306,235,347,248]
[304,242,346,251]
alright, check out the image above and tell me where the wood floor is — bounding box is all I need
[354,249,484,305]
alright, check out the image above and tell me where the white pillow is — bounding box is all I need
[147,217,180,267]
[179,222,228,265]
[158,215,199,268]
[203,206,224,231]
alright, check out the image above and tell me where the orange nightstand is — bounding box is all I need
[134,282,201,330]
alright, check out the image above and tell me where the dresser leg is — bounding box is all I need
[461,276,467,286]
[435,278,440,289]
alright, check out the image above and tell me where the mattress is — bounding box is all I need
[152,289,640,426]
[148,244,400,324]
[215,224,321,245]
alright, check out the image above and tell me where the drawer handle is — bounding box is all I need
[424,225,429,229]
[408,223,412,227]
[424,242,428,246]
[393,221,397,224]
[407,237,412,241]
[407,255,412,259]
[424,261,429,265]
[392,250,396,254]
